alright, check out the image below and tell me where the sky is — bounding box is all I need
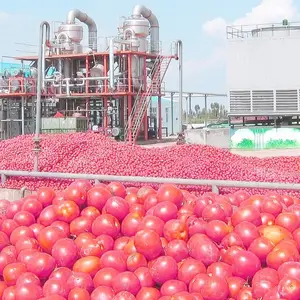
[0,0,299,107]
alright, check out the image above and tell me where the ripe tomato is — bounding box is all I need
[37,226,66,253]
[68,287,90,300]
[259,225,292,245]
[56,201,80,223]
[37,187,56,207]
[3,262,27,286]
[73,256,101,277]
[157,184,183,208]
[87,186,112,211]
[64,186,87,206]
[107,182,126,198]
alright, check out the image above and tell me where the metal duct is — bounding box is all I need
[132,5,159,54]
[67,9,97,51]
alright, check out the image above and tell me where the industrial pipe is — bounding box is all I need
[67,9,97,51]
[175,40,183,133]
[109,39,115,90]
[34,21,50,172]
[132,5,159,54]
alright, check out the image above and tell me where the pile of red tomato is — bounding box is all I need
[0,180,300,299]
[1,132,300,197]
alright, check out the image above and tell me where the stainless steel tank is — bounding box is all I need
[58,24,83,43]
[252,25,300,38]
[122,17,149,89]
[123,17,149,38]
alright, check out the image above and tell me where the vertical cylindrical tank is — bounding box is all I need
[122,17,149,89]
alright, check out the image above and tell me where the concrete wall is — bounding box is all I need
[0,188,32,201]
[185,128,230,148]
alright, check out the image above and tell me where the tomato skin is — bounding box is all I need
[57,201,80,223]
[37,187,56,207]
[275,212,300,232]
[3,262,27,286]
[87,187,112,211]
[37,226,66,253]
[15,283,43,300]
[0,281,7,299]
[67,271,93,293]
[26,252,56,280]
[136,287,160,300]
[157,184,184,208]
[73,256,101,277]
[81,207,100,221]
[68,287,91,300]
[91,214,120,239]
[43,278,70,298]
[266,240,299,270]
[107,182,126,198]
[64,186,87,206]
[70,216,93,236]
[134,229,163,261]
[278,276,300,300]
[93,267,119,288]
[259,225,292,245]
[2,285,16,300]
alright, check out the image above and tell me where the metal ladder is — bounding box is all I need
[124,55,172,142]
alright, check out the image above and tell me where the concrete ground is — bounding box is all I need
[141,140,300,157]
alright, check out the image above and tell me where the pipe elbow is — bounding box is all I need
[132,5,159,27]
[67,9,80,23]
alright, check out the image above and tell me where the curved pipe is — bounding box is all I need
[67,9,97,51]
[132,5,159,54]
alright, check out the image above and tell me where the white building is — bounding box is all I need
[150,97,180,136]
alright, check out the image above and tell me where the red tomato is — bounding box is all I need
[70,216,92,236]
[87,187,112,211]
[56,201,80,223]
[37,226,66,253]
[15,283,43,299]
[0,281,7,299]
[275,212,299,232]
[68,287,90,300]
[73,256,101,277]
[136,186,156,204]
[107,182,126,198]
[136,287,160,300]
[81,207,100,221]
[157,184,183,208]
[259,225,292,245]
[3,262,27,286]
[134,229,163,261]
[64,186,87,206]
[37,187,56,207]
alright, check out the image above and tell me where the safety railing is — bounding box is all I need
[1,170,300,194]
[44,77,133,96]
[0,78,36,95]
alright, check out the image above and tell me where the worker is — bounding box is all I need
[73,106,82,117]
[107,103,113,127]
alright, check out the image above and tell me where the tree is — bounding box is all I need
[194,104,200,116]
[210,102,220,118]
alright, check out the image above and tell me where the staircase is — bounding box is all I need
[124,55,172,142]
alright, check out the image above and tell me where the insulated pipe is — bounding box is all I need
[67,9,97,51]
[132,5,159,54]
[109,39,115,90]
[175,40,183,133]
[34,21,50,172]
